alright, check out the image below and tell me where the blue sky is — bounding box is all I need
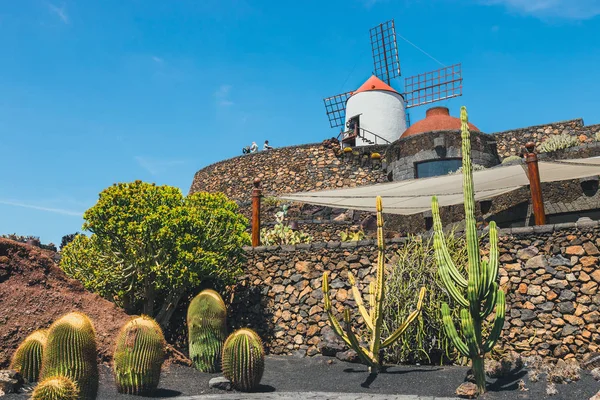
[1,0,599,245]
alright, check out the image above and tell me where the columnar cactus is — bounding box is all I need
[113,316,166,395]
[40,312,99,400]
[187,289,228,372]
[322,196,426,374]
[32,376,79,400]
[221,328,265,392]
[10,329,47,382]
[431,106,506,394]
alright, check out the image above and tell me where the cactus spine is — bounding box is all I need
[10,329,47,382]
[113,316,166,395]
[221,328,265,392]
[32,376,79,400]
[40,312,99,400]
[322,196,426,374]
[431,106,506,394]
[187,289,228,372]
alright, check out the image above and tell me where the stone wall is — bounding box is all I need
[386,130,500,181]
[189,141,389,204]
[230,221,600,362]
[492,119,600,159]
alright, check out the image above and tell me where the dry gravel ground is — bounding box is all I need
[5,355,599,399]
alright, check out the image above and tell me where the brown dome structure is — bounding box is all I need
[401,107,480,138]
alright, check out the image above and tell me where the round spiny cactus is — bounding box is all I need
[187,289,228,372]
[222,328,265,392]
[10,329,47,382]
[32,376,79,400]
[113,315,166,395]
[41,312,98,400]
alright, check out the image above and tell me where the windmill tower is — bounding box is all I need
[323,20,463,147]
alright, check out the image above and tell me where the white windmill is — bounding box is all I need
[323,20,463,147]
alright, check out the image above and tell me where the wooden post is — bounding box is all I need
[524,142,546,225]
[251,178,262,247]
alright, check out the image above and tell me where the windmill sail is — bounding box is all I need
[370,19,401,85]
[403,64,462,108]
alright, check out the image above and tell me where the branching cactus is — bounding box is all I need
[187,289,228,372]
[221,328,265,392]
[32,376,79,400]
[10,329,47,383]
[113,316,166,395]
[431,106,506,394]
[40,312,99,400]
[322,196,426,374]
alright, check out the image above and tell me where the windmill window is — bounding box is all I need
[415,158,462,179]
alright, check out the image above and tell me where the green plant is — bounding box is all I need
[221,328,265,392]
[501,155,522,164]
[322,196,427,374]
[260,206,312,245]
[449,163,486,175]
[10,329,47,382]
[40,312,99,400]
[113,316,166,395]
[538,133,578,153]
[261,196,282,207]
[595,131,600,142]
[340,228,365,242]
[431,106,505,394]
[32,376,79,400]
[187,289,228,372]
[383,231,468,365]
[60,182,249,328]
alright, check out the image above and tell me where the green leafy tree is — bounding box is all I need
[60,181,249,327]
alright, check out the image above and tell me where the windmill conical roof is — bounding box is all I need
[352,75,399,95]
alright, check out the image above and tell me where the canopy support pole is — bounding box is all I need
[525,142,546,225]
[251,178,262,247]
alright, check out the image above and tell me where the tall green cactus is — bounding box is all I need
[32,376,79,400]
[40,312,99,400]
[113,316,166,395]
[431,106,506,394]
[221,328,265,392]
[10,329,47,382]
[187,289,228,372]
[322,196,427,374]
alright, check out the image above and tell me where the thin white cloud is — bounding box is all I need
[0,200,82,217]
[214,84,234,107]
[152,56,164,64]
[135,156,186,176]
[48,3,69,24]
[481,0,600,20]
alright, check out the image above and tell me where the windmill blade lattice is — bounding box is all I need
[323,92,352,129]
[370,20,401,85]
[403,64,463,108]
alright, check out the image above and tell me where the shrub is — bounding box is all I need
[501,155,522,164]
[60,181,250,327]
[382,230,467,365]
[340,228,365,242]
[60,233,79,251]
[595,131,600,142]
[260,206,311,245]
[538,133,578,153]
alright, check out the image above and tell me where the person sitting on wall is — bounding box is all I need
[250,141,258,153]
[263,140,273,150]
[242,146,251,154]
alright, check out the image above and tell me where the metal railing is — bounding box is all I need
[337,128,391,145]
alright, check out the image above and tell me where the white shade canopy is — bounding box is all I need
[278,157,600,215]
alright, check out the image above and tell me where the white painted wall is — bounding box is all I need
[344,90,407,147]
